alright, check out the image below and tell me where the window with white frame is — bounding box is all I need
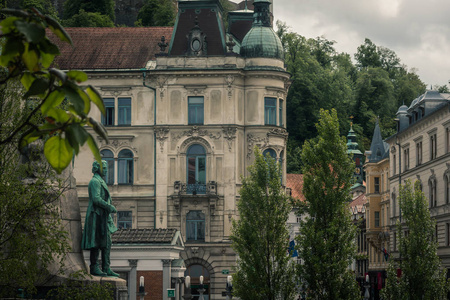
[445,171,450,204]
[264,97,276,125]
[416,141,422,166]
[101,97,132,126]
[429,176,437,207]
[186,210,205,242]
[403,147,410,171]
[430,132,437,160]
[101,149,115,185]
[118,149,133,184]
[188,96,204,125]
[117,211,132,229]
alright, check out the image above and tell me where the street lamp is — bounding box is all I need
[139,276,147,300]
[198,275,206,300]
[364,274,370,300]
[225,275,233,300]
[183,275,192,300]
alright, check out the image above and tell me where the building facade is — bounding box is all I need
[53,0,290,298]
[364,121,390,299]
[387,91,450,270]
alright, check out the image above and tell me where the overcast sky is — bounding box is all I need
[231,0,450,88]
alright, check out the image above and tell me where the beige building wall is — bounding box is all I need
[73,55,290,298]
[387,100,450,267]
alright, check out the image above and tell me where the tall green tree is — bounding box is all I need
[231,148,296,300]
[62,9,115,27]
[382,180,449,300]
[297,109,359,300]
[63,0,115,23]
[135,0,176,27]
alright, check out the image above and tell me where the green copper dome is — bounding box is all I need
[240,26,284,59]
[240,0,284,59]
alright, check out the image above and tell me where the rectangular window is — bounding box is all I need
[188,96,204,125]
[403,148,409,171]
[447,223,450,246]
[416,141,422,166]
[118,97,131,125]
[393,154,396,175]
[102,98,115,126]
[446,128,450,153]
[374,177,380,193]
[430,134,437,160]
[279,99,283,126]
[264,97,276,125]
[117,211,132,229]
[381,207,384,227]
[374,211,380,227]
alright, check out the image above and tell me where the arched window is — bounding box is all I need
[185,264,210,299]
[186,211,205,242]
[118,149,133,184]
[187,144,206,194]
[391,192,396,217]
[263,148,276,159]
[429,177,437,207]
[445,173,450,204]
[101,149,115,185]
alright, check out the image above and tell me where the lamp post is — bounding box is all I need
[225,275,233,300]
[139,276,147,300]
[182,275,193,300]
[198,275,206,300]
[364,274,370,300]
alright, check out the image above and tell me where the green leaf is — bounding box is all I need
[14,20,45,43]
[41,90,65,114]
[61,84,84,114]
[67,70,88,83]
[44,135,73,174]
[3,38,24,57]
[0,16,19,34]
[66,124,89,155]
[45,16,72,45]
[88,117,108,143]
[21,72,35,90]
[23,77,49,99]
[47,108,70,124]
[22,44,39,71]
[78,89,91,115]
[19,130,41,149]
[86,134,102,166]
[1,8,29,19]
[86,85,105,115]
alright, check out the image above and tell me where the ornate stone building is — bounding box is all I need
[364,121,390,299]
[53,0,289,299]
[387,91,450,267]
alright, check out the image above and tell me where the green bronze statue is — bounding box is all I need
[81,160,119,277]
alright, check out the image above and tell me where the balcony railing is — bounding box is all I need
[173,181,217,196]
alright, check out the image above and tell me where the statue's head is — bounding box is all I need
[92,160,108,178]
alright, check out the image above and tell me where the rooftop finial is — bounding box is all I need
[245,0,248,10]
[349,115,354,127]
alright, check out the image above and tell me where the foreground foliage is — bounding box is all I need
[231,148,296,300]
[0,8,108,173]
[382,180,449,300]
[297,109,359,299]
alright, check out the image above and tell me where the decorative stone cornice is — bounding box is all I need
[267,128,288,138]
[184,85,207,95]
[172,126,221,142]
[222,127,237,151]
[247,133,269,159]
[128,259,138,268]
[155,127,170,152]
[224,75,234,100]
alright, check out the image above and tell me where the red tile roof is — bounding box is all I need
[349,193,366,214]
[286,174,304,202]
[49,27,173,70]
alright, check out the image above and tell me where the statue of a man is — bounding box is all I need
[81,160,119,277]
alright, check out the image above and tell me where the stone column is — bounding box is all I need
[162,259,172,300]
[128,259,138,299]
[178,277,185,300]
